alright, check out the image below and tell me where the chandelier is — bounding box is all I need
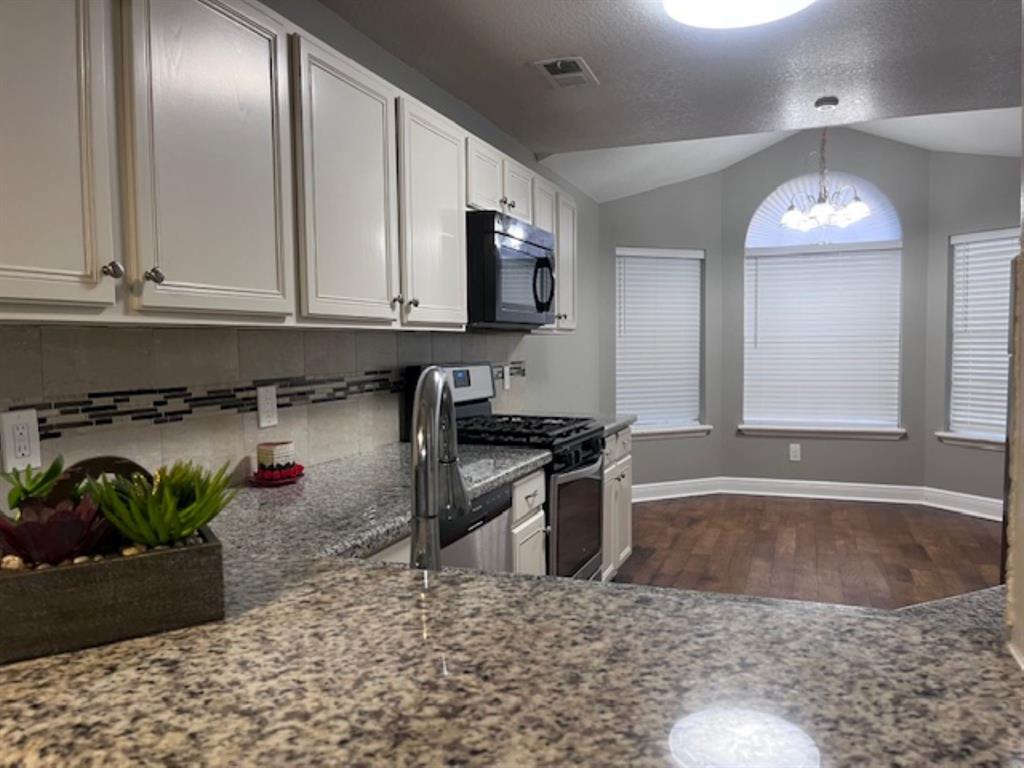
[780,128,870,232]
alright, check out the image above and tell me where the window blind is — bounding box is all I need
[615,248,703,430]
[949,229,1018,441]
[743,247,902,428]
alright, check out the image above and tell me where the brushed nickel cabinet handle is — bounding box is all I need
[101,261,125,279]
[143,267,166,285]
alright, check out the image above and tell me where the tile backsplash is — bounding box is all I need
[0,325,528,499]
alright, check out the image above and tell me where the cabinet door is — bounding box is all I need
[555,192,579,330]
[602,467,618,581]
[512,510,547,576]
[502,159,533,224]
[615,456,633,568]
[0,0,117,306]
[532,177,558,235]
[466,137,503,211]
[293,36,400,323]
[398,98,467,327]
[123,0,293,316]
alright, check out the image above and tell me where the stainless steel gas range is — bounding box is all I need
[401,364,604,580]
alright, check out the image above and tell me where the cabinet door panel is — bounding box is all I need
[0,0,117,306]
[555,193,578,330]
[294,37,399,323]
[602,469,617,580]
[503,159,533,223]
[512,510,547,576]
[466,138,503,211]
[533,176,559,329]
[125,0,293,315]
[398,98,467,327]
[616,456,633,568]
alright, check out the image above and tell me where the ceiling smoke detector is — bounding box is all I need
[534,57,599,89]
[814,95,840,112]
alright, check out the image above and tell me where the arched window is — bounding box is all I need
[741,172,905,435]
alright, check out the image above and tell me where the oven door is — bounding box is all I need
[494,235,555,326]
[549,458,603,579]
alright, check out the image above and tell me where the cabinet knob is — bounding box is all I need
[499,196,509,206]
[143,267,166,285]
[390,294,404,308]
[101,260,125,279]
[556,313,568,320]
[543,526,552,535]
[407,298,420,308]
[508,200,516,209]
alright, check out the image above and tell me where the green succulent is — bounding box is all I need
[2,455,65,518]
[85,461,235,547]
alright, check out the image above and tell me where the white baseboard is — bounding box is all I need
[633,476,1003,521]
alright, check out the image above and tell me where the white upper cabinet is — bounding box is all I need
[122,0,293,316]
[502,159,533,223]
[466,137,504,212]
[0,0,118,307]
[293,35,400,324]
[554,192,579,330]
[398,97,468,327]
[532,176,558,235]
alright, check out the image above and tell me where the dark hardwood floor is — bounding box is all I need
[613,495,1003,609]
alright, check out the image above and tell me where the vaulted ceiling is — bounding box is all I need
[321,0,1021,156]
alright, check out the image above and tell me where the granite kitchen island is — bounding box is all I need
[1,546,1020,766]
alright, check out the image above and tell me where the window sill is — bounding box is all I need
[634,424,714,440]
[934,431,1006,451]
[737,424,907,440]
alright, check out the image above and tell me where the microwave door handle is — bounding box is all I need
[532,257,555,312]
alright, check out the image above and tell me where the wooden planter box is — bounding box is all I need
[0,527,224,666]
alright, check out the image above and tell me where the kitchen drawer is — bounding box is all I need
[604,428,632,464]
[512,470,546,524]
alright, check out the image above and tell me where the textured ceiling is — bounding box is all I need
[320,0,1021,156]
[542,108,1022,203]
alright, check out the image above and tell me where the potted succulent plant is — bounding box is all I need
[1,457,234,666]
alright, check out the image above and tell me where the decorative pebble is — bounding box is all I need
[35,563,52,570]
[121,546,142,557]
[186,535,203,546]
[153,545,169,551]
[172,541,185,548]
[72,555,90,565]
[1,555,25,571]
[93,555,104,562]
[58,559,71,567]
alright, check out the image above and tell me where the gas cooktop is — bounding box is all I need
[456,413,602,450]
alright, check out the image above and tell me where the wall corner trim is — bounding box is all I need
[633,476,1003,521]
[1009,638,1024,673]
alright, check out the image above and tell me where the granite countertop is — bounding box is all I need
[211,442,550,560]
[0,554,1019,766]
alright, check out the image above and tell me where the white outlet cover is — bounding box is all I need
[1,409,42,471]
[789,443,801,462]
[257,385,279,428]
[502,364,512,391]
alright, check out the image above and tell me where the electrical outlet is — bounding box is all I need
[257,385,278,428]
[1,409,41,471]
[789,443,801,462]
[502,364,512,392]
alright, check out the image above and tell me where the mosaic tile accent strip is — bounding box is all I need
[22,362,525,441]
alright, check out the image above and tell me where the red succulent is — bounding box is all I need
[0,494,110,566]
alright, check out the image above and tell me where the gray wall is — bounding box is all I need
[260,0,603,417]
[600,128,1019,496]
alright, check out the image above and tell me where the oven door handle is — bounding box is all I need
[554,457,603,484]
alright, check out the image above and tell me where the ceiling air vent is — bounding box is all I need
[534,57,599,89]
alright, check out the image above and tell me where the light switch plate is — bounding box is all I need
[789,443,801,462]
[257,385,278,428]
[1,409,42,471]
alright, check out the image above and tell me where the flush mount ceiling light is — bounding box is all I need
[780,128,870,232]
[662,0,818,29]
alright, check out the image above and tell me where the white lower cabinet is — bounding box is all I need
[122,0,294,316]
[0,0,118,307]
[512,510,547,576]
[398,97,468,327]
[602,432,633,581]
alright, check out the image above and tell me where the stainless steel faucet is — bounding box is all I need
[410,366,470,570]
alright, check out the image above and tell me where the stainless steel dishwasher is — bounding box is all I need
[440,484,514,573]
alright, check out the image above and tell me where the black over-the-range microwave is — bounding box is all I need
[466,211,555,329]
